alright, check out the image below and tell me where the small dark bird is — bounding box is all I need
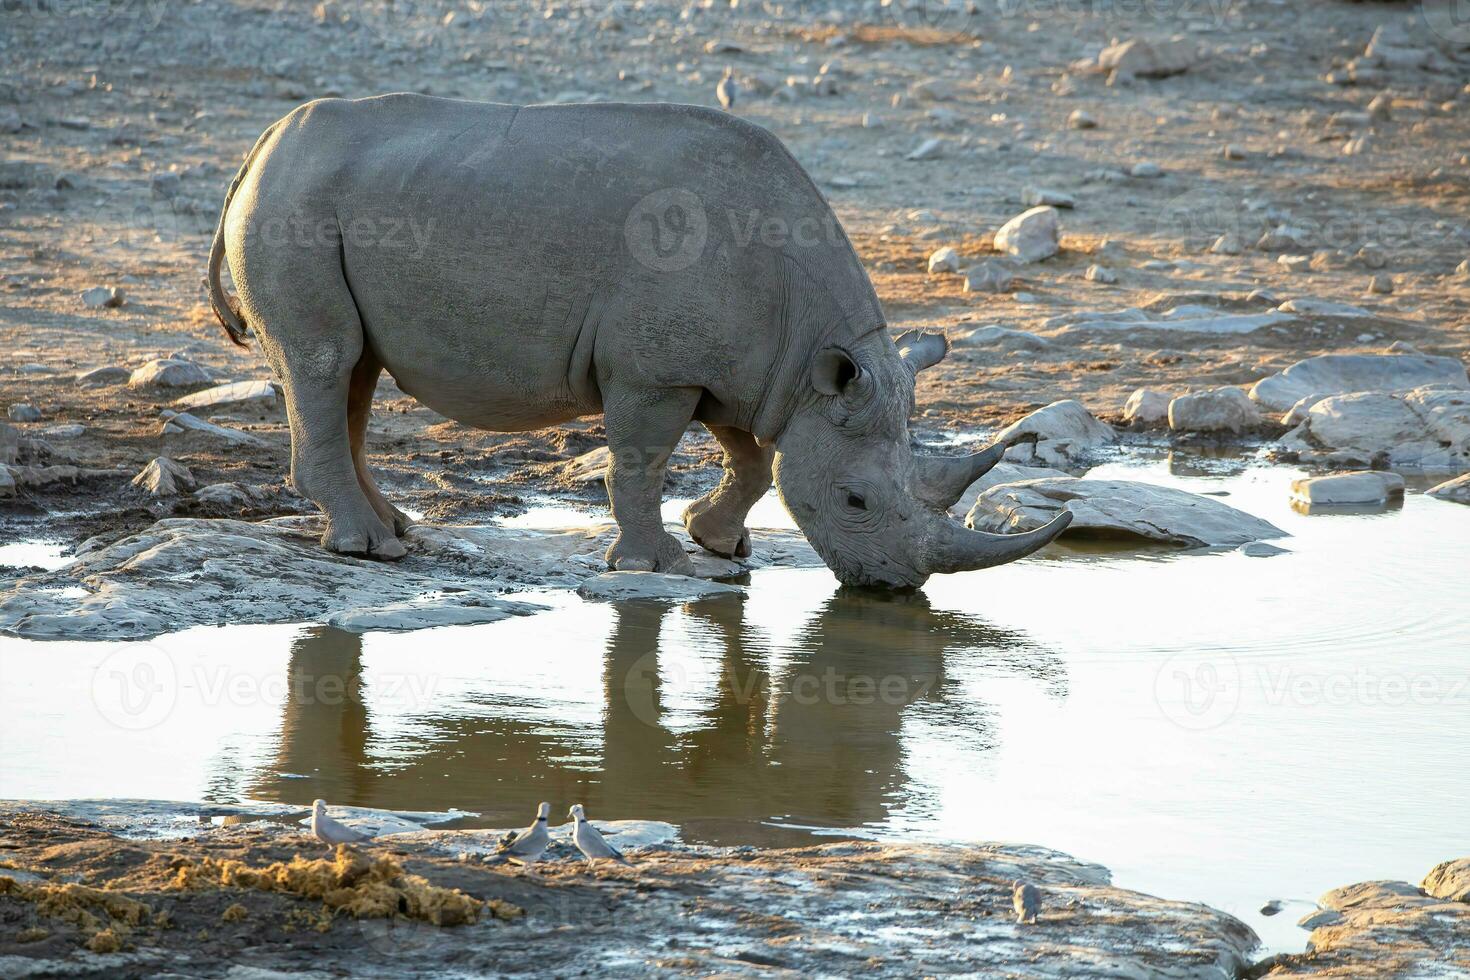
[1013,880,1040,924]
[716,67,737,110]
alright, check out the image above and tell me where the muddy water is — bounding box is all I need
[2,457,1468,955]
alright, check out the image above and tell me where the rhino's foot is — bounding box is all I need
[606,529,696,576]
[682,498,752,559]
[322,516,408,561]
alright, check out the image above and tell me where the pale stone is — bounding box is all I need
[577,570,744,602]
[1281,393,1332,427]
[1250,353,1470,412]
[81,285,124,308]
[1021,186,1075,208]
[1277,386,1470,469]
[1097,37,1195,79]
[1168,387,1262,434]
[1290,470,1405,506]
[1210,234,1242,255]
[963,262,1015,293]
[994,401,1116,467]
[1122,387,1172,424]
[1422,858,1470,902]
[949,462,1072,519]
[75,365,131,388]
[1084,264,1116,284]
[952,325,1049,350]
[928,246,961,274]
[994,206,1060,263]
[131,457,195,497]
[1238,541,1288,557]
[967,478,1286,547]
[173,380,279,417]
[1067,109,1097,129]
[1426,473,1470,504]
[566,446,611,483]
[128,358,211,389]
[158,410,267,452]
[906,137,944,161]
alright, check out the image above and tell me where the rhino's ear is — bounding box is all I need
[895,329,949,375]
[812,346,863,397]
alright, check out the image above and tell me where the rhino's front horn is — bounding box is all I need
[917,510,1073,575]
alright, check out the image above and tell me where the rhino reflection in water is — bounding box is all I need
[207,95,1070,588]
[244,593,1064,839]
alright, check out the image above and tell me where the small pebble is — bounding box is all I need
[1367,274,1393,294]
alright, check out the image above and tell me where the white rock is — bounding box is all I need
[1128,161,1163,178]
[1168,388,1262,434]
[1277,254,1311,273]
[1250,353,1470,412]
[994,206,1060,263]
[1123,388,1172,424]
[324,599,539,633]
[1290,470,1405,507]
[194,482,257,507]
[1021,186,1075,208]
[131,457,195,497]
[952,325,1049,350]
[1455,259,1470,278]
[967,478,1286,547]
[949,462,1072,518]
[1342,134,1372,156]
[1084,264,1116,284]
[1257,225,1310,251]
[1281,393,1332,427]
[1275,298,1372,317]
[963,262,1015,293]
[1427,473,1470,503]
[1067,109,1097,129]
[1210,234,1243,255]
[81,285,124,308]
[577,571,743,602]
[1097,38,1195,79]
[75,365,131,388]
[129,358,211,389]
[158,410,267,451]
[566,445,611,483]
[906,137,944,161]
[1277,386,1470,469]
[995,401,1116,467]
[928,246,961,274]
[173,380,279,416]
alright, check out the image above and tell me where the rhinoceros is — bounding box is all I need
[207,95,1070,587]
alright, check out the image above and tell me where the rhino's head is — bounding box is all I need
[773,329,1071,589]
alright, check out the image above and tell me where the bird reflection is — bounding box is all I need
[243,584,1066,843]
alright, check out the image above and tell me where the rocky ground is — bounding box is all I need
[2,0,1469,558]
[0,801,1463,978]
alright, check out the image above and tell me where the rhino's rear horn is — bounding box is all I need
[912,441,1008,510]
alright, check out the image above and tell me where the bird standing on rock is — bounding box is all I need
[311,799,371,848]
[1013,880,1040,924]
[568,804,628,865]
[716,67,737,110]
[496,801,552,865]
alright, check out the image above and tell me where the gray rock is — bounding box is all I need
[565,445,611,483]
[1277,386,1470,469]
[129,358,211,389]
[1426,472,1470,504]
[75,365,131,388]
[1097,37,1195,79]
[1296,909,1344,929]
[952,325,1049,350]
[967,478,1287,547]
[963,262,1015,293]
[173,380,280,417]
[1422,858,1470,902]
[1128,161,1163,178]
[927,246,961,274]
[131,457,195,497]
[906,137,944,161]
[150,171,181,198]
[1021,186,1075,209]
[576,571,744,602]
[158,410,267,452]
[1367,274,1394,295]
[995,401,1116,467]
[81,285,125,308]
[1084,264,1116,284]
[1290,470,1405,507]
[1210,234,1243,255]
[994,206,1060,263]
[1281,393,1332,427]
[950,462,1071,519]
[1067,109,1097,129]
[6,404,41,423]
[1122,387,1172,424]
[1275,298,1372,317]
[39,424,84,440]
[1168,387,1262,435]
[1251,354,1470,413]
[1238,541,1289,557]
[324,598,541,632]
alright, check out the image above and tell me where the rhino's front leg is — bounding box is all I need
[682,424,774,559]
[603,385,701,576]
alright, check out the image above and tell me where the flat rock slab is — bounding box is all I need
[577,571,744,602]
[0,800,1261,980]
[967,478,1288,547]
[0,516,821,640]
[1290,470,1404,508]
[1250,353,1469,413]
[1427,473,1470,504]
[172,379,280,417]
[1277,385,1470,470]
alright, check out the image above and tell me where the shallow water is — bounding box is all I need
[2,456,1468,956]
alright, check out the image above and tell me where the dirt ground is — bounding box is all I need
[1,0,1467,555]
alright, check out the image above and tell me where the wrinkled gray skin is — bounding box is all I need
[208,95,1070,588]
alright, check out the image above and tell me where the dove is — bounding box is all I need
[495,801,551,865]
[568,804,628,865]
[311,799,371,847]
[716,67,737,110]
[1013,880,1040,925]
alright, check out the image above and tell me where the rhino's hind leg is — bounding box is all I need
[251,286,405,561]
[602,385,701,576]
[682,425,774,559]
[347,351,411,536]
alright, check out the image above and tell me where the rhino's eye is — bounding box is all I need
[845,491,868,511]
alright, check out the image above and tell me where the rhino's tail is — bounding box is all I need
[206,122,279,348]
